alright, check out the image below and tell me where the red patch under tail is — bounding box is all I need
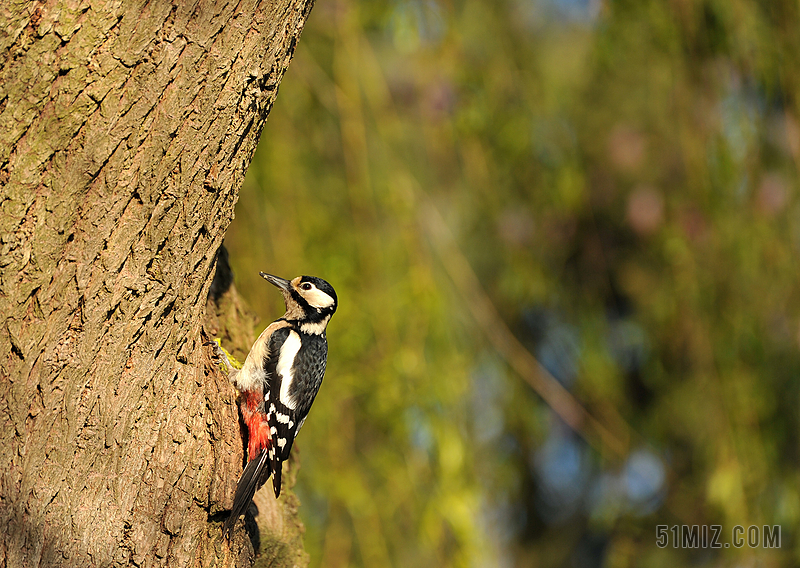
[241,390,272,460]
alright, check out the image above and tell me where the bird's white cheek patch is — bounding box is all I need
[304,288,335,309]
[276,330,302,410]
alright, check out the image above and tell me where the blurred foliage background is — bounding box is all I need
[224,0,800,565]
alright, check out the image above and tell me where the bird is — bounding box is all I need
[220,272,337,540]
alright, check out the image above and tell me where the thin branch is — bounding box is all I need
[420,200,630,459]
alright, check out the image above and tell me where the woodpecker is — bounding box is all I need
[221,272,337,540]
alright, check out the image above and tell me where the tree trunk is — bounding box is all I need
[0,1,313,566]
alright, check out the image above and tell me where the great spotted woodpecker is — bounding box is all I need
[221,272,337,540]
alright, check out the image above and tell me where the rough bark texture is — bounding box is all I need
[0,1,313,567]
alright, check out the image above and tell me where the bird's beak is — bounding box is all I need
[260,272,292,291]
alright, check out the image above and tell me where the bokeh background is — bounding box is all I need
[225,0,800,566]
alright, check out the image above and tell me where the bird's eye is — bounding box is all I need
[301,283,312,291]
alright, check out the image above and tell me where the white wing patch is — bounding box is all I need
[276,330,302,410]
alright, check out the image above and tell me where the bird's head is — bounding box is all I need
[260,272,337,334]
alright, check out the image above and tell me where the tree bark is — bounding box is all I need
[0,1,313,566]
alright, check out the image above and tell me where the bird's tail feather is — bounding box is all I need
[271,455,282,498]
[223,449,271,540]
